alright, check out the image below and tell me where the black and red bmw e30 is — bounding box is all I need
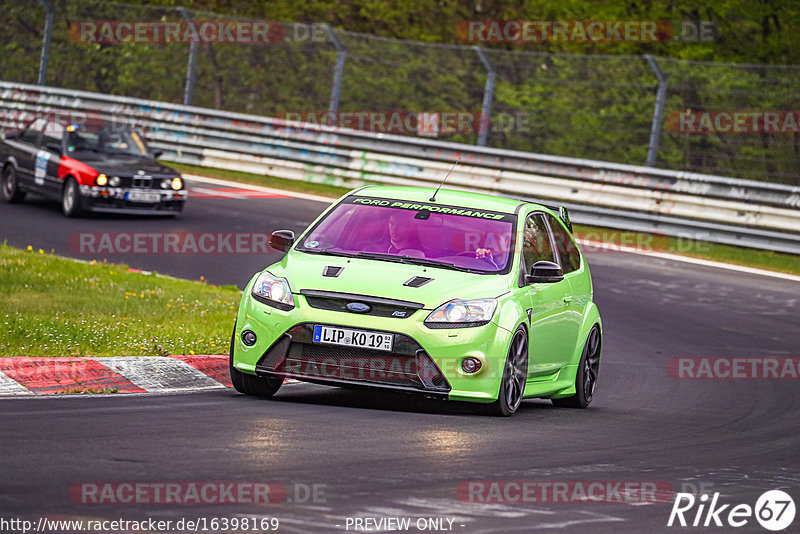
[1,117,186,217]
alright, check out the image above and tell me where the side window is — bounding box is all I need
[18,119,46,145]
[546,213,581,274]
[522,213,555,271]
[41,121,64,152]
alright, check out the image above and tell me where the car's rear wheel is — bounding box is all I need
[229,324,283,397]
[62,177,83,218]
[552,325,601,409]
[1,165,25,203]
[485,326,528,417]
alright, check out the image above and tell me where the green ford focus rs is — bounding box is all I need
[230,185,602,416]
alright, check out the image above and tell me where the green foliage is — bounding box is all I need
[1,0,798,182]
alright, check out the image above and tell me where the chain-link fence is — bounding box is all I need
[2,0,799,184]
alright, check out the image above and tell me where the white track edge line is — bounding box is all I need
[183,174,334,203]
[578,239,800,282]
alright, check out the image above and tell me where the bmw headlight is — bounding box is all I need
[252,271,294,309]
[425,298,497,327]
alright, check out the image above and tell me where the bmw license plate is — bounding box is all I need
[126,191,161,203]
[313,325,393,352]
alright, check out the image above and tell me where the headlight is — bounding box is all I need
[95,173,108,186]
[252,271,294,309]
[170,177,183,190]
[425,298,497,326]
[109,176,120,187]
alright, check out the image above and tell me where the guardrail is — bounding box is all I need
[2,80,799,254]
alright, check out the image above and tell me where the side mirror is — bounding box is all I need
[525,260,563,284]
[269,230,295,253]
[46,143,62,154]
[151,149,164,159]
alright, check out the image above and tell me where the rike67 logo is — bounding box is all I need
[668,490,795,531]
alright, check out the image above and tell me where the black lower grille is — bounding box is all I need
[255,323,450,393]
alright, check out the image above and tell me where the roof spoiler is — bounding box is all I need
[518,198,574,233]
[559,206,573,233]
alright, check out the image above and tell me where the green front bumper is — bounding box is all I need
[232,289,513,403]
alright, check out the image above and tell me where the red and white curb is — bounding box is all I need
[0,355,233,396]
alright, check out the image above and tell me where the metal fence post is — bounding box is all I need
[37,0,54,85]
[644,54,667,168]
[178,7,198,106]
[473,46,496,147]
[323,25,346,126]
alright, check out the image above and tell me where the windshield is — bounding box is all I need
[66,127,150,157]
[296,196,516,273]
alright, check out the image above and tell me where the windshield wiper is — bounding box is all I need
[398,257,476,272]
[356,252,404,263]
[356,252,476,272]
[299,248,357,258]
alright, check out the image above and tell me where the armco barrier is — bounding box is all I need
[1,80,799,254]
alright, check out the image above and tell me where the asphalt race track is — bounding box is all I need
[1,181,799,533]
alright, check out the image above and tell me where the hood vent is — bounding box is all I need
[323,266,343,278]
[403,276,433,288]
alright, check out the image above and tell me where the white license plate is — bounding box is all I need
[313,325,393,352]
[126,191,161,203]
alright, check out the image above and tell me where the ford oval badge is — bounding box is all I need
[346,302,371,313]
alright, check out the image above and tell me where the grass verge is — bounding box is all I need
[0,243,241,357]
[167,161,799,276]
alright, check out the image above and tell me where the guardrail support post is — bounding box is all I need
[473,46,496,147]
[324,25,346,126]
[644,54,667,168]
[37,0,54,85]
[178,7,198,107]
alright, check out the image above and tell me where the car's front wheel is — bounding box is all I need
[552,325,601,409]
[1,165,25,203]
[485,326,528,417]
[229,324,283,397]
[62,177,83,218]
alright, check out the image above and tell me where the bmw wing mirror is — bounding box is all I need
[269,230,295,252]
[525,260,564,284]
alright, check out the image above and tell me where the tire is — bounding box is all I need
[229,324,282,397]
[1,165,25,203]
[485,326,528,417]
[552,325,601,409]
[62,177,83,218]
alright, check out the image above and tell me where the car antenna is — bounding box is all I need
[429,154,461,202]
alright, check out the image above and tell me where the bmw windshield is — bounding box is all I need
[296,196,516,273]
[66,126,150,157]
